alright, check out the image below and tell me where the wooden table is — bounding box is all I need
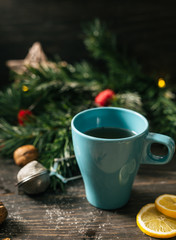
[0,150,176,240]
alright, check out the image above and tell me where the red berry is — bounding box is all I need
[95,89,115,106]
[18,109,33,126]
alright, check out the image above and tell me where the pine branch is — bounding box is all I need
[150,92,176,138]
[83,19,117,60]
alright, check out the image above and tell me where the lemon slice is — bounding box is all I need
[155,194,176,218]
[136,203,176,238]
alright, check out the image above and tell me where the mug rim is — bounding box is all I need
[71,107,149,141]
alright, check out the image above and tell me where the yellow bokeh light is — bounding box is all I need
[22,85,29,92]
[158,78,166,88]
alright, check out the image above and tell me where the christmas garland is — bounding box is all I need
[0,19,176,191]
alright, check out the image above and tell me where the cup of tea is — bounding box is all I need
[71,107,175,209]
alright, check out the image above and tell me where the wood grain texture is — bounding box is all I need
[1,0,176,88]
[0,152,176,240]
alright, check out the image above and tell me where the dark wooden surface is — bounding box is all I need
[1,0,176,88]
[0,150,176,240]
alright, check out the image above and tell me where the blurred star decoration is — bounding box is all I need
[6,42,56,74]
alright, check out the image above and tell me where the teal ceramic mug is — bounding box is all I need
[71,107,175,209]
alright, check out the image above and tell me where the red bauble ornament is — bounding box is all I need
[95,89,115,106]
[18,109,33,126]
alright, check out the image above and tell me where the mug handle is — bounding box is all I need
[141,132,175,164]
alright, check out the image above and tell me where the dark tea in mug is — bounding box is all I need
[84,127,136,139]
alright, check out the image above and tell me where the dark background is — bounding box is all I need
[1,0,176,89]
